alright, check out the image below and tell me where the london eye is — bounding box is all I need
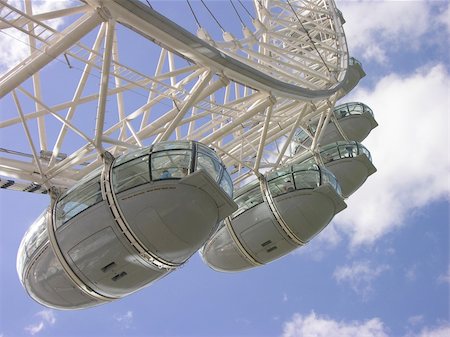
[0,0,377,309]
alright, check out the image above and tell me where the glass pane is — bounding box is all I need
[80,166,102,183]
[113,156,151,193]
[234,179,259,198]
[23,209,49,258]
[196,153,221,181]
[268,174,295,197]
[219,172,233,197]
[267,167,292,181]
[321,167,342,196]
[114,147,150,166]
[152,141,191,152]
[339,144,358,158]
[56,176,102,226]
[294,171,319,190]
[292,162,318,172]
[151,150,191,180]
[232,186,264,218]
[351,103,364,114]
[196,143,220,161]
[321,147,340,163]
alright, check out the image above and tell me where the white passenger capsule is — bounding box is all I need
[318,141,377,198]
[17,141,236,309]
[338,57,366,98]
[293,102,377,152]
[201,163,346,272]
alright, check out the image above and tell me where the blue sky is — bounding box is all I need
[0,1,449,337]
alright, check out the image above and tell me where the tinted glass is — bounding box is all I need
[151,150,191,180]
[55,176,102,226]
[232,185,264,218]
[196,152,221,181]
[113,156,150,193]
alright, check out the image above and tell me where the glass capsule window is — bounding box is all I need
[334,102,374,119]
[268,174,296,197]
[268,163,321,198]
[113,156,151,193]
[320,141,373,164]
[113,147,150,166]
[55,175,102,227]
[151,150,191,180]
[232,162,342,218]
[111,141,233,198]
[321,167,343,196]
[52,141,233,227]
[17,209,50,278]
[219,172,233,198]
[232,180,264,218]
[349,57,362,66]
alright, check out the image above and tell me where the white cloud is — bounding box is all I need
[337,1,439,64]
[0,0,74,74]
[24,310,56,335]
[333,63,450,247]
[282,312,389,337]
[25,322,44,336]
[114,310,134,329]
[281,313,450,337]
[437,3,450,35]
[437,265,450,284]
[408,323,450,337]
[333,260,389,299]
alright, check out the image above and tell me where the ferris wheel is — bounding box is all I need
[0,0,376,310]
[0,0,354,191]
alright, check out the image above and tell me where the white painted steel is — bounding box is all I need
[0,0,349,192]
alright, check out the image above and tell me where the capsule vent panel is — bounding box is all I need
[101,262,116,273]
[112,272,127,282]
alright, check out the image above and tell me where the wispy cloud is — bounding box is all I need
[282,312,450,337]
[408,315,424,327]
[333,64,450,248]
[114,310,134,329]
[407,322,450,337]
[333,260,389,300]
[337,0,448,65]
[437,265,450,284]
[24,310,56,335]
[282,311,388,337]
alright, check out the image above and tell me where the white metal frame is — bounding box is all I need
[0,0,348,192]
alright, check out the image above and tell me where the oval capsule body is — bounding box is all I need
[17,141,236,309]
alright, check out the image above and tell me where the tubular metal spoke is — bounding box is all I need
[0,0,349,191]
